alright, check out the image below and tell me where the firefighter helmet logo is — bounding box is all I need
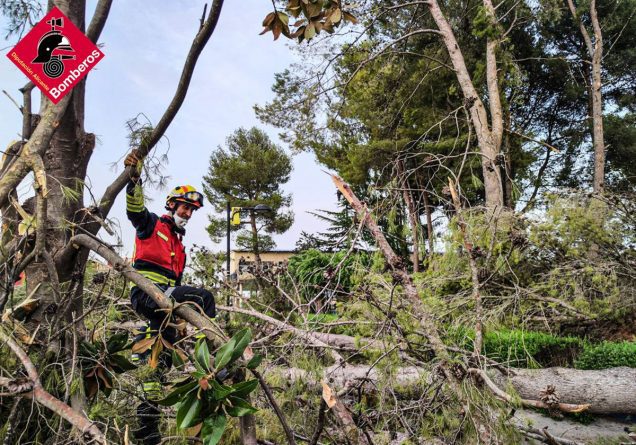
[7,7,104,103]
[31,17,75,78]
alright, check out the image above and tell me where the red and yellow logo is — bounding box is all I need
[6,7,104,104]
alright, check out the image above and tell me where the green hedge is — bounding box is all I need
[575,341,636,370]
[482,330,583,368]
[447,328,636,369]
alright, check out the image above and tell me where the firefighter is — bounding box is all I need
[124,149,215,445]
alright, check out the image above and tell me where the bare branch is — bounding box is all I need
[97,0,225,219]
[0,328,106,443]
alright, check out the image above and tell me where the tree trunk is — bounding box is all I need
[274,365,636,415]
[491,366,636,415]
[426,0,504,208]
[240,396,258,445]
[422,188,434,256]
[397,160,420,272]
[30,0,94,324]
[567,0,605,193]
[249,211,262,269]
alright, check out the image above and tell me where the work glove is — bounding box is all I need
[124,149,143,180]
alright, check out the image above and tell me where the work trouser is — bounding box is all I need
[130,284,216,445]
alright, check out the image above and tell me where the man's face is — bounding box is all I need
[170,201,196,220]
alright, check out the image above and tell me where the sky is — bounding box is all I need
[0,0,339,258]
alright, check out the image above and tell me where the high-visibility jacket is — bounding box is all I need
[126,180,186,287]
[132,215,186,285]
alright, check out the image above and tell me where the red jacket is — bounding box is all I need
[127,180,186,286]
[133,215,186,283]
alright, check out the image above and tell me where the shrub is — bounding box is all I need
[482,330,584,368]
[575,341,636,370]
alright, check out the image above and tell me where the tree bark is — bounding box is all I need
[397,160,420,272]
[274,364,636,415]
[566,0,605,193]
[426,0,503,208]
[491,366,636,414]
[447,178,484,354]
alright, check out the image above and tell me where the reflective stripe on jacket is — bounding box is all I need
[133,216,186,283]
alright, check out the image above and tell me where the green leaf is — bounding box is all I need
[158,381,198,407]
[176,392,202,428]
[229,379,259,398]
[195,339,211,372]
[80,341,99,357]
[214,338,237,371]
[225,396,258,417]
[210,379,234,401]
[246,354,263,369]
[304,23,316,39]
[106,333,129,353]
[201,415,227,445]
[277,12,289,25]
[108,354,136,373]
[230,329,252,363]
[172,349,186,368]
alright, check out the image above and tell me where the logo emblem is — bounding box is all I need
[7,7,104,104]
[32,17,75,78]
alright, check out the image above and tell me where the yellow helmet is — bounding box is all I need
[166,185,204,209]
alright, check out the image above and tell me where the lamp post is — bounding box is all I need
[225,201,272,306]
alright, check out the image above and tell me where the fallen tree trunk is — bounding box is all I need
[491,366,636,414]
[271,365,636,414]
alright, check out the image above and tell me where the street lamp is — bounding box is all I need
[225,201,272,306]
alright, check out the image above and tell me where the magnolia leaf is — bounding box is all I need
[259,26,271,35]
[161,338,175,350]
[185,422,203,438]
[86,377,99,398]
[272,20,283,40]
[176,392,202,429]
[292,19,305,26]
[195,339,211,372]
[157,381,198,406]
[148,337,164,369]
[172,349,187,368]
[343,11,358,24]
[210,379,234,401]
[321,381,337,408]
[262,12,276,26]
[330,8,342,24]
[291,25,306,38]
[246,354,263,369]
[96,367,113,389]
[214,337,237,371]
[229,379,259,398]
[288,6,302,18]
[230,328,252,363]
[106,333,129,353]
[109,354,137,373]
[277,12,289,25]
[131,336,155,354]
[304,23,316,40]
[201,415,227,445]
[306,1,321,18]
[225,396,258,417]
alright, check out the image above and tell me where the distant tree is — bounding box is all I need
[203,127,293,265]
